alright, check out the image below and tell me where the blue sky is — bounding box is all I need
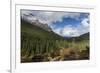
[52,13,89,28]
[21,10,90,37]
[51,17,81,29]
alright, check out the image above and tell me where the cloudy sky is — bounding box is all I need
[21,9,90,37]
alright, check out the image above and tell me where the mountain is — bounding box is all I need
[22,17,52,32]
[21,19,63,40]
[21,18,89,42]
[72,32,90,41]
[67,32,89,41]
[31,20,52,32]
[78,32,89,40]
[21,18,65,56]
[74,32,89,41]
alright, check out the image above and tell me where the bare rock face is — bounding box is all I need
[32,20,52,32]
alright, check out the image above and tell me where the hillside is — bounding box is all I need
[79,32,89,40]
[66,32,89,42]
[21,19,63,40]
[21,19,90,62]
[21,19,64,59]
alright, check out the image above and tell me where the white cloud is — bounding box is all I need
[53,25,80,37]
[53,17,89,37]
[21,10,89,37]
[21,10,81,25]
[61,25,80,37]
[81,18,89,28]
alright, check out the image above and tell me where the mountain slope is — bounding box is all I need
[21,18,89,42]
[21,19,63,41]
[66,32,89,42]
[21,19,66,57]
[31,20,52,32]
[75,33,89,41]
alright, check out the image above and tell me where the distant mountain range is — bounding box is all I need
[21,18,89,42]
